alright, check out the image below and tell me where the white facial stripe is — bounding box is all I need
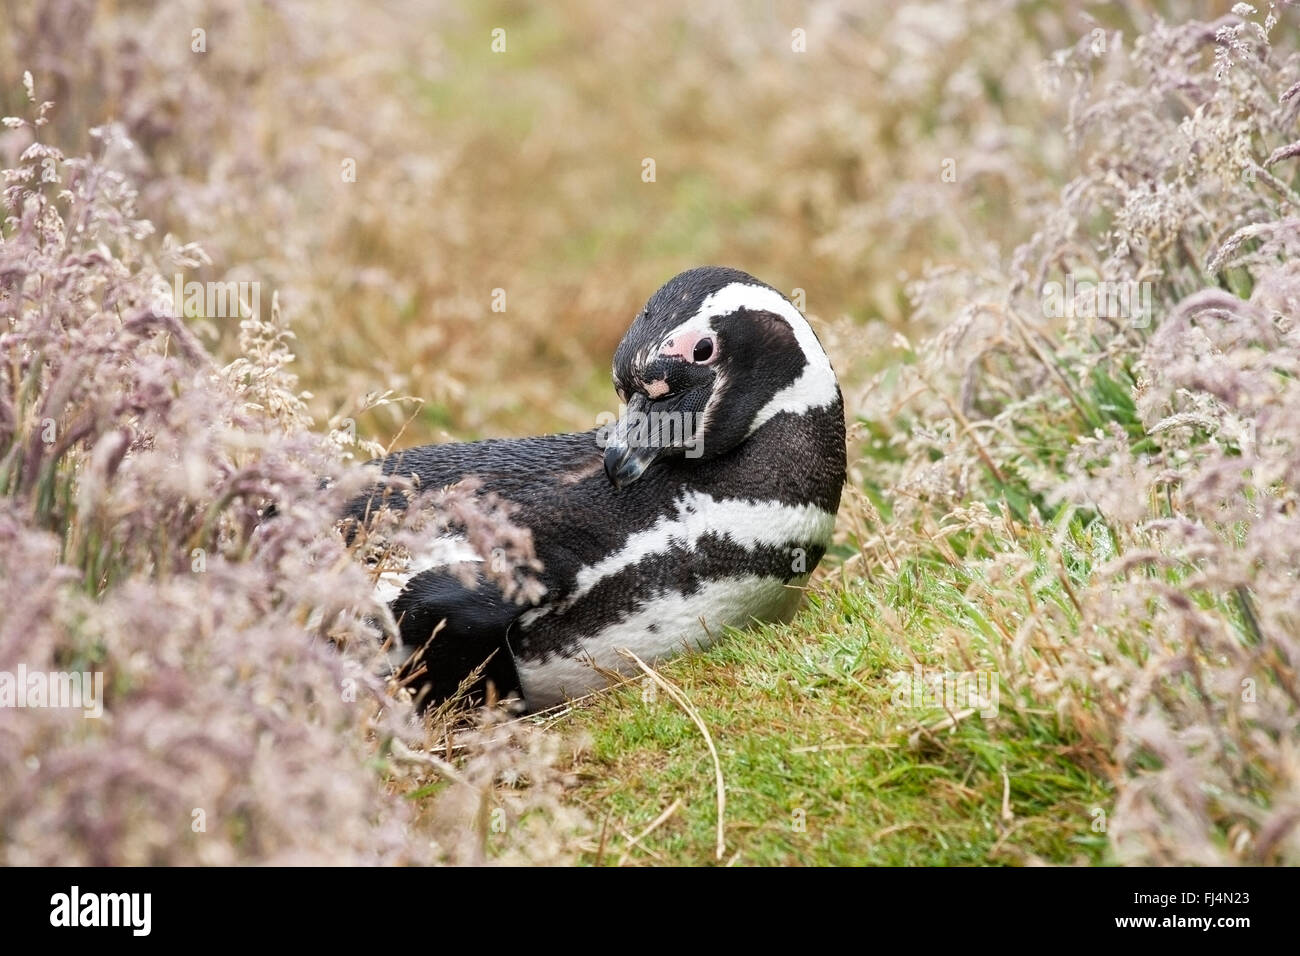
[567,491,835,606]
[701,367,726,438]
[656,282,839,434]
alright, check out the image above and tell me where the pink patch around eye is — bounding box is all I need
[659,330,708,362]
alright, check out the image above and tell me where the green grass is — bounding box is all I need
[555,539,1112,866]
[542,345,1278,866]
[525,352,1144,866]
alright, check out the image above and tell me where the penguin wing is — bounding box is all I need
[370,432,603,496]
[390,565,523,705]
[344,431,604,706]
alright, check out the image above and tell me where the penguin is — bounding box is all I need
[345,266,846,710]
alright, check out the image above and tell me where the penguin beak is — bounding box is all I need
[604,392,663,490]
[604,440,659,490]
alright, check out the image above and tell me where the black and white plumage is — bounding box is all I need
[346,266,846,710]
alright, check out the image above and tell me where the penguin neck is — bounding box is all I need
[665,391,846,515]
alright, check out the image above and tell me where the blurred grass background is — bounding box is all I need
[7,0,1296,866]
[2,0,1108,444]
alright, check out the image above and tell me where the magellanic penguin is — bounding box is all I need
[345,266,846,710]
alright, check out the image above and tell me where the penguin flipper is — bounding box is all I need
[390,568,522,706]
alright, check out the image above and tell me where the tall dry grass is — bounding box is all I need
[2,0,1103,442]
[0,88,580,864]
[2,0,1298,864]
[858,3,1300,863]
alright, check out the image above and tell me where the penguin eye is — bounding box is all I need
[693,338,714,363]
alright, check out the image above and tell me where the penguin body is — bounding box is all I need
[347,267,846,709]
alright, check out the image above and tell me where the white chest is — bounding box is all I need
[516,493,834,708]
[516,572,808,708]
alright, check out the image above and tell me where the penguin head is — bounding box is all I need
[604,266,840,489]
